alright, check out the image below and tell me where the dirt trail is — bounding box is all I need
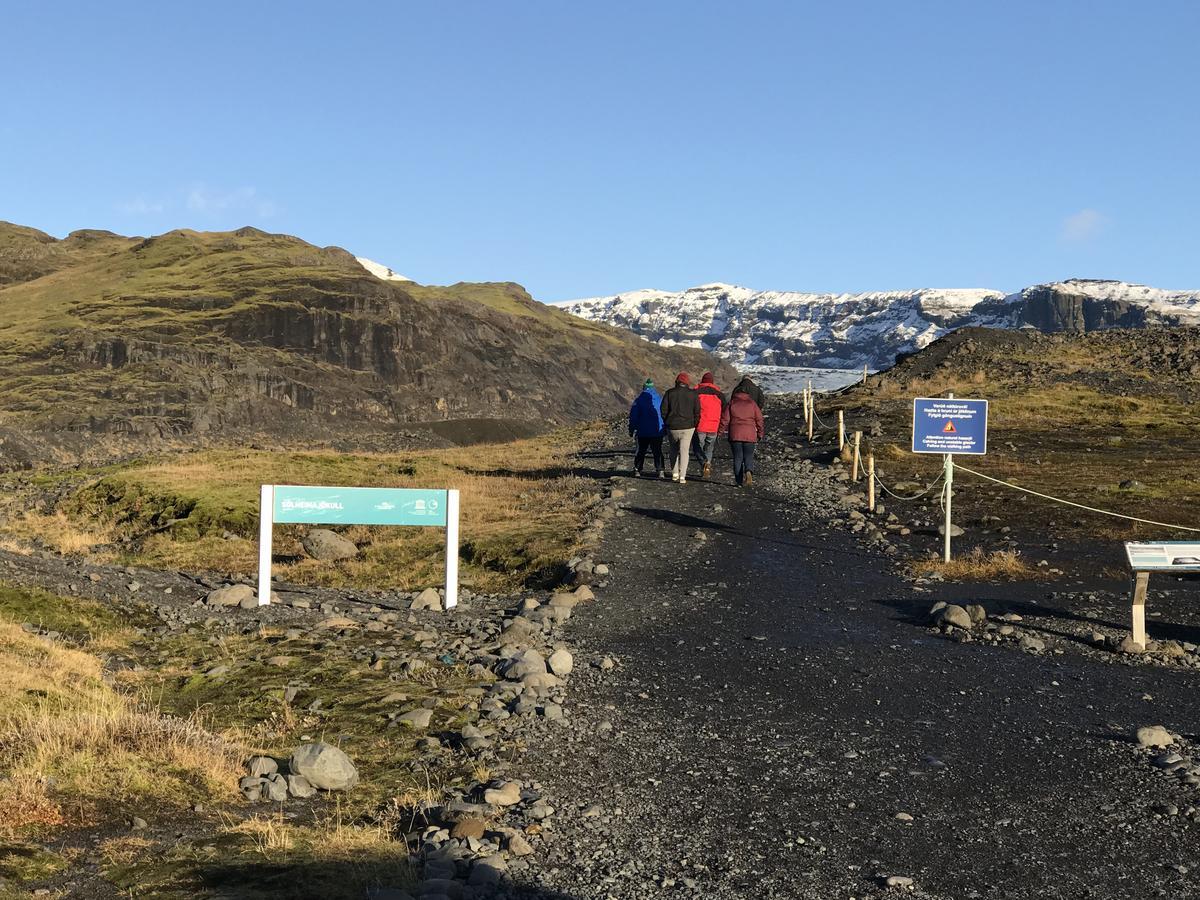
[517,417,1200,899]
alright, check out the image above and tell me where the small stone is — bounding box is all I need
[239,776,266,801]
[263,772,289,801]
[245,756,278,777]
[451,817,487,840]
[287,774,316,798]
[885,875,915,888]
[548,648,574,676]
[130,816,148,831]
[895,812,914,822]
[1119,636,1146,655]
[506,833,534,856]
[572,585,596,602]
[1018,636,1045,653]
[397,708,434,729]
[483,781,522,807]
[593,564,610,576]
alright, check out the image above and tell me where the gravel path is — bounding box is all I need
[516,430,1200,899]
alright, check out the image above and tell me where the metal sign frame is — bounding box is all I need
[257,484,460,609]
[911,397,989,455]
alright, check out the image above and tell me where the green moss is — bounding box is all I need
[0,584,138,640]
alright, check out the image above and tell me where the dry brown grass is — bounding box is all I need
[0,622,241,836]
[21,424,605,591]
[911,547,1038,581]
[11,510,117,557]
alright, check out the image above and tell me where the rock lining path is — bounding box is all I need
[519,431,1200,899]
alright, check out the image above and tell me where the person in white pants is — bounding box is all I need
[658,372,702,484]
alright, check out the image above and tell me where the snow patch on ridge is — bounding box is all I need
[356,257,412,282]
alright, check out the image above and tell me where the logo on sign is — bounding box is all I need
[943,421,956,433]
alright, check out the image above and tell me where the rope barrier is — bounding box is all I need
[953,463,1200,534]
[874,470,945,502]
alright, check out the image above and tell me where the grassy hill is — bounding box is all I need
[824,326,1200,551]
[0,222,733,466]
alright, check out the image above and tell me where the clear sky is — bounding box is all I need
[2,1,1197,300]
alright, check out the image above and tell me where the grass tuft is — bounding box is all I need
[911,548,1037,581]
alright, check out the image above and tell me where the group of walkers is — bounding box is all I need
[628,371,766,486]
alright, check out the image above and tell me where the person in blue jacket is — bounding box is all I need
[628,378,667,478]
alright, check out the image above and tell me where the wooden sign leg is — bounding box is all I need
[1130,571,1150,647]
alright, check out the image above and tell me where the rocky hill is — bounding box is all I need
[0,222,732,466]
[559,279,1200,369]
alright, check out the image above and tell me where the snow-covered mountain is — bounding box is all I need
[559,279,1200,369]
[356,256,412,282]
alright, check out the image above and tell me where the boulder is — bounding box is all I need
[411,587,442,611]
[288,742,358,791]
[572,585,596,602]
[933,604,973,630]
[206,584,255,607]
[1136,725,1176,749]
[301,529,359,561]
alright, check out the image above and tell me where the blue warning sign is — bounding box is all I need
[912,398,988,455]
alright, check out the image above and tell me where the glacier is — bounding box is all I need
[558,279,1200,371]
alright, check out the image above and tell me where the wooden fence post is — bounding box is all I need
[852,431,861,480]
[867,454,876,512]
[837,410,845,451]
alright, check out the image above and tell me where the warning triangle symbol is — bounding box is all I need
[943,420,957,434]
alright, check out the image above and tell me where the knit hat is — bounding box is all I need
[700,372,714,384]
[643,378,654,389]
[676,372,691,386]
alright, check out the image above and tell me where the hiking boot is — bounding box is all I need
[657,470,667,480]
[671,473,680,482]
[702,463,712,479]
[744,471,753,487]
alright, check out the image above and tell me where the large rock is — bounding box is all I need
[301,529,359,561]
[483,780,522,807]
[411,587,442,611]
[288,742,358,791]
[206,584,255,607]
[505,649,547,681]
[932,604,973,630]
[1136,725,1176,749]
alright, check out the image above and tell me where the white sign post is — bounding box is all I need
[257,484,461,610]
[912,394,989,562]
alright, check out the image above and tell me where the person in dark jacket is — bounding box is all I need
[628,379,666,478]
[720,386,765,487]
[693,372,726,479]
[731,375,766,411]
[659,372,701,483]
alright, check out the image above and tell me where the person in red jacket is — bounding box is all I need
[693,372,726,479]
[719,385,764,487]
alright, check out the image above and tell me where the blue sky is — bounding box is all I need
[2,1,1197,300]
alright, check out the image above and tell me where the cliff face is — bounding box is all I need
[0,223,733,459]
[1017,284,1155,332]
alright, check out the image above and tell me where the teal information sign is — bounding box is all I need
[272,486,449,527]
